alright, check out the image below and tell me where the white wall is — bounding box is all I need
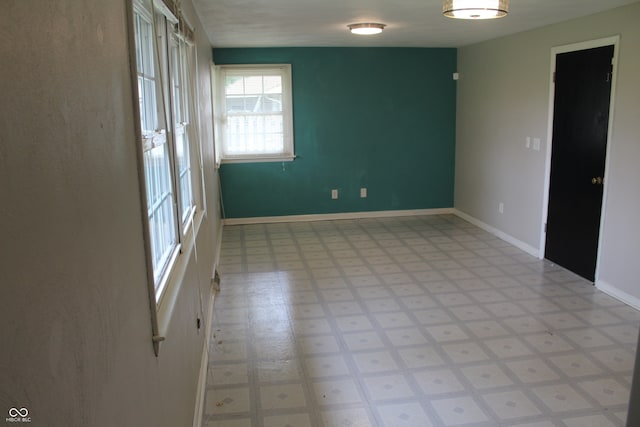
[0,1,220,426]
[455,3,640,303]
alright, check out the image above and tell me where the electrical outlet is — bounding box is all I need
[498,202,504,214]
[331,189,338,199]
[360,188,367,198]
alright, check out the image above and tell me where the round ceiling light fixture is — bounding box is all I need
[348,23,386,35]
[443,0,509,19]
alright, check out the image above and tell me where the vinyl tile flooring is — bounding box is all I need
[202,215,639,427]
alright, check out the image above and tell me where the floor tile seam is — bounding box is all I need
[315,318,395,427]
[572,384,632,414]
[473,386,554,425]
[597,328,640,347]
[497,315,567,338]
[526,379,618,416]
[519,351,616,380]
[420,399,496,427]
[557,411,625,427]
[494,381,572,421]
[424,390,499,427]
[276,222,342,427]
[311,289,369,336]
[508,337,581,359]
[238,329,262,425]
[364,298,426,329]
[408,359,493,401]
[499,361,624,391]
[486,330,571,361]
[547,405,628,424]
[543,336,632,376]
[370,400,442,427]
[201,413,255,425]
[254,403,315,423]
[327,226,415,332]
[316,402,382,427]
[411,295,496,361]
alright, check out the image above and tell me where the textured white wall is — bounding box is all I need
[455,3,640,302]
[0,0,220,426]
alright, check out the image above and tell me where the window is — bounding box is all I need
[132,0,198,301]
[214,65,294,163]
[169,32,195,224]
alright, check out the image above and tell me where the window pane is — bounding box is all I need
[134,10,158,135]
[175,127,192,223]
[171,41,182,123]
[242,95,261,113]
[171,37,193,225]
[225,114,284,155]
[262,94,282,113]
[244,75,263,94]
[225,76,244,95]
[138,76,157,133]
[217,66,292,159]
[263,75,282,94]
[144,143,177,283]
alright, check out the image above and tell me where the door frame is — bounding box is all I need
[539,35,620,282]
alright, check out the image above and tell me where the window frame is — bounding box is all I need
[214,64,295,164]
[131,0,201,304]
[168,30,196,229]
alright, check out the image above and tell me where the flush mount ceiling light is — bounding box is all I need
[443,0,509,19]
[348,23,386,35]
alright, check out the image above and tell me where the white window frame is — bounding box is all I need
[169,31,196,227]
[132,0,200,304]
[214,64,295,163]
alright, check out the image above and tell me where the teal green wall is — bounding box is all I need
[214,47,457,218]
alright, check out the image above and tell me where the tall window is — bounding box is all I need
[170,33,194,224]
[214,65,294,163]
[132,0,197,300]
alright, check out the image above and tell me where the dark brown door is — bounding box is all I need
[545,45,614,282]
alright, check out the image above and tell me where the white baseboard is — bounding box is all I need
[596,280,640,311]
[222,208,455,226]
[193,220,223,427]
[453,209,541,258]
[192,286,217,427]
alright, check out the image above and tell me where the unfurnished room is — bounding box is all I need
[1,1,640,426]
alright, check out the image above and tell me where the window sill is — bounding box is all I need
[221,155,296,165]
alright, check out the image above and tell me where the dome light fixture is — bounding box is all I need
[443,0,509,19]
[348,23,386,35]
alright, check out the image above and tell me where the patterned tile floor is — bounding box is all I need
[202,215,639,427]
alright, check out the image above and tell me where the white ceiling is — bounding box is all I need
[192,0,637,48]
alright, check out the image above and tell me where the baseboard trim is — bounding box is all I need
[192,286,217,427]
[193,220,223,427]
[222,208,455,226]
[453,209,541,258]
[596,280,640,311]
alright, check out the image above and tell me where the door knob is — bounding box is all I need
[591,177,603,185]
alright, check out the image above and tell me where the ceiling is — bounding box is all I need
[192,0,637,48]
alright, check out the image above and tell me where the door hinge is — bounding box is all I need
[606,72,612,82]
[552,71,556,83]
[544,223,547,233]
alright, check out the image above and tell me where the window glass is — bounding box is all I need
[215,65,294,162]
[132,0,198,298]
